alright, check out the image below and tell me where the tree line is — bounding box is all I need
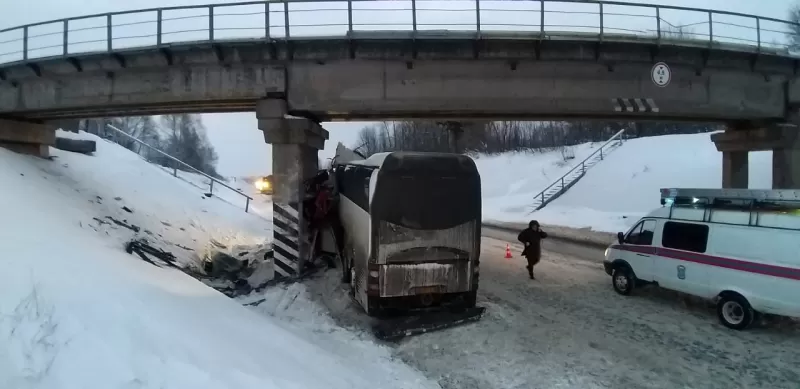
[78,114,222,179]
[353,120,721,157]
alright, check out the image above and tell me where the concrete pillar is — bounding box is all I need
[722,151,749,189]
[257,99,328,278]
[772,127,800,189]
[0,119,55,158]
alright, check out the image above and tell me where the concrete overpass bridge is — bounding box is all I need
[0,0,799,276]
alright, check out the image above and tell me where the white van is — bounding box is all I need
[603,188,800,330]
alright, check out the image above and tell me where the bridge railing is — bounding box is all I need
[1,0,799,66]
[104,123,254,213]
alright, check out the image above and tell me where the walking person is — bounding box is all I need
[518,220,548,279]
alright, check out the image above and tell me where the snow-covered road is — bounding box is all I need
[282,230,800,389]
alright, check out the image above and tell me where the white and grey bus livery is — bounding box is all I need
[332,150,482,317]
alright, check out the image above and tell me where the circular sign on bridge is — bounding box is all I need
[651,62,671,87]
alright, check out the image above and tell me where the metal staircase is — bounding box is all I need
[529,129,626,213]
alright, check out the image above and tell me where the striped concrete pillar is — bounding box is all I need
[257,99,328,278]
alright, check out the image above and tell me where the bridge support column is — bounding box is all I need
[0,119,55,158]
[772,130,800,189]
[722,151,749,189]
[711,124,800,189]
[257,99,328,279]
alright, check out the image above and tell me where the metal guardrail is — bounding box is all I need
[105,124,253,212]
[530,128,626,212]
[0,0,798,66]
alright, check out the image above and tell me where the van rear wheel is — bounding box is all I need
[717,293,755,330]
[611,267,635,296]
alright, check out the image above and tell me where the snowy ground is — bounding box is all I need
[269,230,800,389]
[478,132,773,233]
[0,132,439,389]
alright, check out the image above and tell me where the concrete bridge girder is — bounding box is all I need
[0,38,796,121]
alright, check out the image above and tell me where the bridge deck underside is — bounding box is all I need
[0,37,795,122]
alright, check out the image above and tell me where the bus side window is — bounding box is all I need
[626,220,656,245]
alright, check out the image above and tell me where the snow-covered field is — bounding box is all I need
[0,131,437,389]
[479,132,773,233]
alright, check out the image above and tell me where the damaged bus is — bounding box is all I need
[331,149,483,338]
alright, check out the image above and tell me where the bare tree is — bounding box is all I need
[788,4,800,50]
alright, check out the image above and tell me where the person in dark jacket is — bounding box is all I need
[518,220,548,279]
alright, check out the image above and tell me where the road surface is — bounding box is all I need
[261,227,800,389]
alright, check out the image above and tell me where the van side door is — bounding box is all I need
[619,219,658,282]
[653,221,712,297]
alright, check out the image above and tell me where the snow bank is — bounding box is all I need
[0,133,437,389]
[478,132,772,233]
[475,142,605,215]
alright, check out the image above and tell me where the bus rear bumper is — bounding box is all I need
[378,261,473,299]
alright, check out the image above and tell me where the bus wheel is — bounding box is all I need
[611,266,635,296]
[717,293,755,330]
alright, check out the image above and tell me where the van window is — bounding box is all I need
[661,221,709,253]
[625,220,656,245]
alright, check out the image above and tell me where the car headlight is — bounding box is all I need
[604,248,609,257]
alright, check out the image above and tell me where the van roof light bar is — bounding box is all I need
[660,188,800,205]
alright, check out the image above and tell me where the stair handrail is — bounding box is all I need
[105,124,254,212]
[530,128,626,208]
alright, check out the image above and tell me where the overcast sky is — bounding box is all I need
[0,0,795,177]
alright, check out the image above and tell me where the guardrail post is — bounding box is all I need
[582,161,586,174]
[107,14,112,52]
[656,7,661,44]
[209,6,215,42]
[23,26,28,60]
[209,179,214,194]
[561,177,565,188]
[284,1,290,38]
[246,197,250,213]
[63,20,69,55]
[600,147,604,160]
[476,0,481,34]
[173,166,177,177]
[541,192,545,203]
[756,17,761,52]
[347,0,353,33]
[157,10,163,46]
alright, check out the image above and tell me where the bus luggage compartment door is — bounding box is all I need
[379,261,471,298]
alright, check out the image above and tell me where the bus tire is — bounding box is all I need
[717,292,755,330]
[464,290,477,308]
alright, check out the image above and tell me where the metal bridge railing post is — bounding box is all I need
[246,197,250,213]
[23,26,28,60]
[599,3,603,42]
[347,0,353,33]
[656,7,661,44]
[157,9,163,46]
[412,0,417,34]
[476,0,481,35]
[756,17,761,52]
[540,0,545,36]
[63,20,69,56]
[284,1,290,39]
[708,11,713,47]
[209,6,215,42]
[107,14,112,52]
[265,2,270,39]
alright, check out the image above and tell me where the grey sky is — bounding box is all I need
[0,0,795,177]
